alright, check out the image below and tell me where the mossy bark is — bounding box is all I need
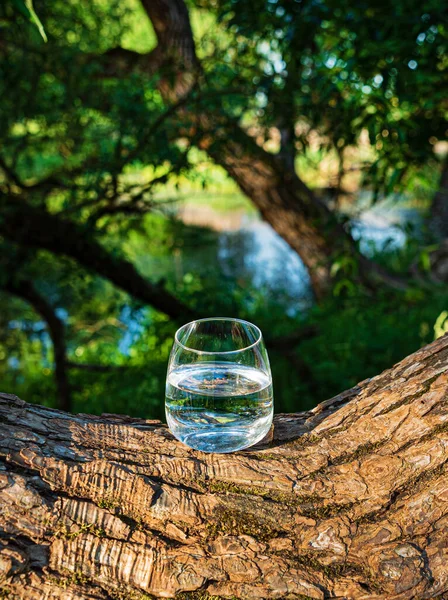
[1,334,448,598]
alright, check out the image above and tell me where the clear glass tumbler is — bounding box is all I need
[165,317,273,453]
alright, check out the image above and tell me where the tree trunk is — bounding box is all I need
[203,135,406,299]
[104,0,406,300]
[137,0,353,299]
[3,278,72,412]
[1,334,448,599]
[204,132,351,300]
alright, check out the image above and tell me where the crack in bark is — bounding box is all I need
[377,373,445,416]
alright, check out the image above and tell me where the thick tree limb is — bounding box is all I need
[1,334,448,598]
[0,196,195,321]
[99,0,408,300]
[2,278,71,412]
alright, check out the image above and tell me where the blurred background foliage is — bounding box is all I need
[0,0,447,419]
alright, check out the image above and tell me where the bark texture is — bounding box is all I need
[1,334,448,599]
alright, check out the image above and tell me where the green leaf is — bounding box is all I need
[419,251,431,272]
[434,311,448,340]
[330,261,342,277]
[333,279,356,297]
[13,0,48,42]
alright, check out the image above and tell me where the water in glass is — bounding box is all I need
[165,318,273,453]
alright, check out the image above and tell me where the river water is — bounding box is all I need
[140,198,421,317]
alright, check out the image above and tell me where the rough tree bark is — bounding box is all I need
[1,334,447,599]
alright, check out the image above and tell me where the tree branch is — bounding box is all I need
[1,334,448,597]
[2,278,71,411]
[0,195,195,321]
[123,0,409,299]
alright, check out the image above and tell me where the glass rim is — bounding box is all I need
[174,317,263,355]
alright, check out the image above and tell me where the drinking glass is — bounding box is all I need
[165,317,273,453]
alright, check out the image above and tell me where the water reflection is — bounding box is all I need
[160,200,418,315]
[352,205,421,255]
[218,223,313,315]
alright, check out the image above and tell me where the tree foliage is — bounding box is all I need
[0,0,446,414]
[201,0,447,193]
